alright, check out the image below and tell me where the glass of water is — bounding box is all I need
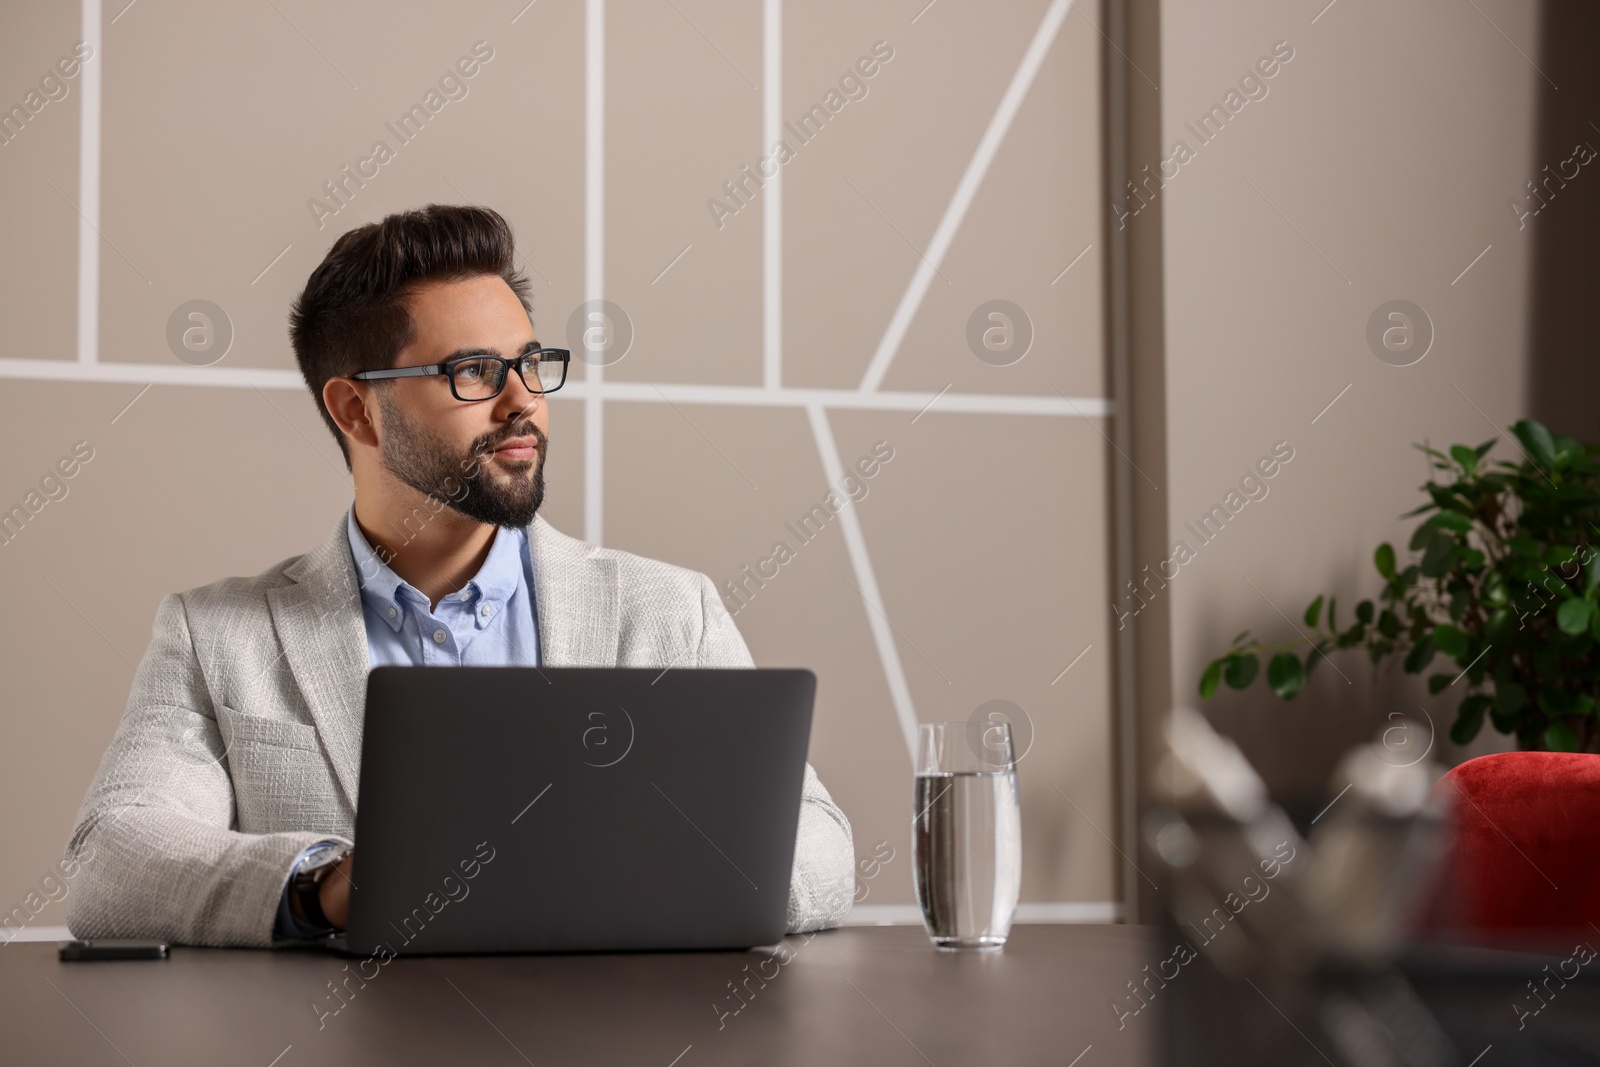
[913,721,1021,950]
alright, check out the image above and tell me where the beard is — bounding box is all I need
[376,391,546,528]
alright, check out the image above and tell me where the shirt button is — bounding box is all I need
[480,605,493,617]
[432,628,447,644]
[387,606,397,620]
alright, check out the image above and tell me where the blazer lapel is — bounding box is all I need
[528,515,619,666]
[267,516,369,809]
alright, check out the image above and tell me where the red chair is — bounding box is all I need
[1426,751,1600,933]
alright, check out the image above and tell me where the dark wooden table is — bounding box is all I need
[4,924,1155,1066]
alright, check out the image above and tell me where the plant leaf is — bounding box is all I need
[1305,638,1336,680]
[1303,595,1324,629]
[1327,596,1337,632]
[1428,672,1454,695]
[1451,694,1490,745]
[1374,543,1396,580]
[1545,721,1579,752]
[1544,545,1577,569]
[1266,652,1305,699]
[1557,597,1593,635]
[1378,609,1402,639]
[1224,653,1259,690]
[1450,444,1478,471]
[1433,623,1469,659]
[1485,608,1513,644]
[1420,535,1456,578]
[1493,680,1527,716]
[1512,419,1557,468]
[1539,688,1581,718]
[1426,511,1473,534]
[1231,629,1252,646]
[1404,635,1437,674]
[1199,660,1224,700]
[1356,600,1375,624]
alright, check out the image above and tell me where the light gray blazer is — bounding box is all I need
[63,514,855,947]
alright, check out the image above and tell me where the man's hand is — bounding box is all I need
[318,852,355,930]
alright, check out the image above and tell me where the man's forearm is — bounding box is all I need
[65,801,344,947]
[786,764,855,933]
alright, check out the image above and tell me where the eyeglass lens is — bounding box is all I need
[449,354,564,399]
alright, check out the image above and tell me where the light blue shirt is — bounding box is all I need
[344,506,541,669]
[275,507,541,940]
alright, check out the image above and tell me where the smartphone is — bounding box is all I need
[58,939,169,961]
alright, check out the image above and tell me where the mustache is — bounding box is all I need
[473,423,547,457]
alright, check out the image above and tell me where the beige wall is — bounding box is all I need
[1150,0,1547,792]
[0,0,1118,931]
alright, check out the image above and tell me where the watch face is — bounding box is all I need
[302,844,347,873]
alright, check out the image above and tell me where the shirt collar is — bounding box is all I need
[345,506,527,632]
[458,518,526,610]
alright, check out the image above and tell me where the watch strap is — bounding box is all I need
[290,844,348,931]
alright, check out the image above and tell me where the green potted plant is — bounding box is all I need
[1198,419,1600,752]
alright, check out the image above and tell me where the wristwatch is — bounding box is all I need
[290,843,350,931]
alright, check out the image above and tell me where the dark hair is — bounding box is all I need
[288,204,533,464]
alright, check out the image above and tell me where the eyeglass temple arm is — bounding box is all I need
[352,365,445,380]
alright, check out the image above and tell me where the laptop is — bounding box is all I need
[337,666,816,957]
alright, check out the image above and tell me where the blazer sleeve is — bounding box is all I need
[62,593,349,947]
[694,574,856,933]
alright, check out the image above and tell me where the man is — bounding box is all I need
[63,205,854,947]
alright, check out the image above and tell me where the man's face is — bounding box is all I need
[372,274,549,528]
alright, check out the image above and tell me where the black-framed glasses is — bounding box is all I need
[351,347,570,401]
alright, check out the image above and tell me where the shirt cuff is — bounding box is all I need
[273,839,345,941]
